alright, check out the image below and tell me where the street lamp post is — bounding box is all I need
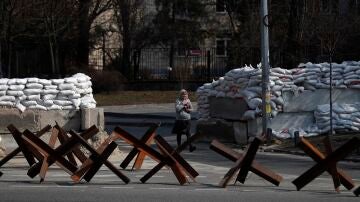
[260,0,271,138]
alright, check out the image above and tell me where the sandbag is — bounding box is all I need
[24,89,42,95]
[7,90,24,96]
[9,85,25,91]
[27,78,39,83]
[26,83,43,89]
[59,83,75,90]
[0,85,8,91]
[38,79,52,86]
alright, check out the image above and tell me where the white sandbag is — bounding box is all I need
[333,103,358,114]
[240,90,258,99]
[294,77,305,84]
[65,77,78,83]
[26,83,43,89]
[71,99,81,108]
[42,94,57,100]
[0,85,8,91]
[44,85,58,90]
[15,102,26,112]
[38,79,51,86]
[41,100,54,107]
[0,78,9,85]
[7,79,17,85]
[242,110,256,120]
[51,79,64,85]
[18,95,27,101]
[47,105,62,110]
[69,94,81,99]
[21,100,37,107]
[246,98,262,109]
[0,91,6,96]
[72,73,91,82]
[27,78,39,83]
[26,94,41,101]
[80,102,96,109]
[53,100,73,106]
[8,85,25,90]
[7,90,24,96]
[272,85,283,91]
[59,83,75,90]
[272,96,284,105]
[0,96,16,102]
[59,90,75,96]
[8,78,27,85]
[0,101,14,106]
[42,89,58,94]
[24,89,42,95]
[62,105,76,110]
[28,105,47,110]
[82,88,93,94]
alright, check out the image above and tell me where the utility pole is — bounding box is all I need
[260,0,271,137]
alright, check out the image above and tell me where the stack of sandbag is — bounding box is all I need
[314,103,360,133]
[196,65,298,120]
[291,61,360,90]
[0,73,96,112]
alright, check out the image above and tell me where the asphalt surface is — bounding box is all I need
[0,103,359,201]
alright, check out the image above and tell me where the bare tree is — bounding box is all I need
[77,0,112,69]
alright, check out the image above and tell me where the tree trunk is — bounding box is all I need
[0,43,3,78]
[120,0,132,78]
[78,0,91,70]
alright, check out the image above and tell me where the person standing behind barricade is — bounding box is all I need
[172,89,196,152]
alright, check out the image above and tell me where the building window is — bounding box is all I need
[216,38,229,56]
[216,0,226,13]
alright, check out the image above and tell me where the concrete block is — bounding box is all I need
[81,108,104,130]
[0,108,38,133]
[196,119,235,143]
[269,112,314,132]
[233,122,248,145]
[209,96,248,121]
[38,110,81,131]
[283,89,360,112]
[247,118,263,137]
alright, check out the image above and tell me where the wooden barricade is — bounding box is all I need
[141,132,203,183]
[68,130,130,184]
[112,126,198,185]
[292,136,360,193]
[26,125,99,181]
[0,124,52,169]
[210,137,283,188]
[120,123,159,170]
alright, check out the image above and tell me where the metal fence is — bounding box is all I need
[90,48,229,82]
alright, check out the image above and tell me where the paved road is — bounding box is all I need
[0,142,359,202]
[0,104,359,201]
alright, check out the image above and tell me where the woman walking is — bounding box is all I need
[172,89,196,152]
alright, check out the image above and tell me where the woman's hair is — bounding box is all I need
[179,89,188,96]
